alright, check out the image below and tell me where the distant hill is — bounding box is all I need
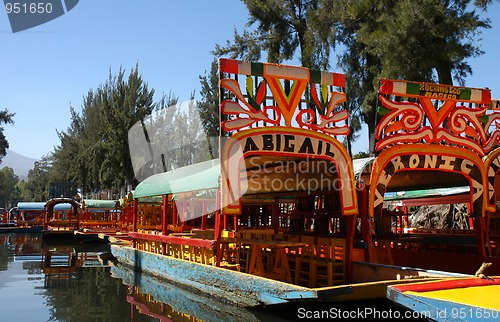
[0,149,38,180]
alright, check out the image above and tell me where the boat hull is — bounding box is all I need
[111,244,318,307]
[111,264,262,321]
[387,278,500,321]
[0,225,42,233]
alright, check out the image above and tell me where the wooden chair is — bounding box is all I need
[237,231,253,273]
[310,237,333,287]
[308,237,346,287]
[330,238,346,285]
[293,235,315,286]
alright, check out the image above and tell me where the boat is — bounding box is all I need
[42,197,83,239]
[97,193,135,244]
[111,264,263,322]
[0,202,48,233]
[352,78,500,276]
[387,277,500,321]
[74,198,128,242]
[110,59,464,307]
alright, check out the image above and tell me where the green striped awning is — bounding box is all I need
[134,159,220,198]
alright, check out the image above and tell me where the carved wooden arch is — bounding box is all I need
[45,197,81,217]
[483,146,500,211]
[368,145,487,217]
[221,127,358,216]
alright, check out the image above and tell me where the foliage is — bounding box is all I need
[214,0,494,155]
[52,65,155,196]
[335,0,492,153]
[197,58,220,158]
[214,0,336,69]
[352,151,370,159]
[0,167,19,208]
[0,109,15,163]
[25,156,52,201]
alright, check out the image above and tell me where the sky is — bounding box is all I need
[1,1,500,160]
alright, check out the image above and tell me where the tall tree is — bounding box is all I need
[213,0,355,153]
[0,167,19,208]
[0,109,15,162]
[334,0,492,153]
[25,156,52,201]
[214,0,336,69]
[214,0,494,154]
[52,65,155,196]
[198,58,220,158]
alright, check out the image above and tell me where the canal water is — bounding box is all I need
[0,233,426,322]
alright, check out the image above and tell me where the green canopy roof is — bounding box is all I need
[17,202,71,211]
[384,186,470,201]
[134,159,220,198]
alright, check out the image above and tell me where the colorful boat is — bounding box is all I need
[387,277,500,321]
[111,59,464,307]
[0,203,49,233]
[75,198,130,242]
[354,78,500,276]
[42,197,82,239]
[111,263,263,322]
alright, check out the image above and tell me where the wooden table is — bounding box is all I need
[239,239,305,283]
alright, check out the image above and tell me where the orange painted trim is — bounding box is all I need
[483,146,500,210]
[221,126,358,216]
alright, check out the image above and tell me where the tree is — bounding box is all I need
[212,0,357,154]
[214,0,494,155]
[334,0,492,153]
[25,157,52,201]
[214,0,336,69]
[198,58,220,158]
[0,167,19,208]
[0,109,15,162]
[52,65,156,195]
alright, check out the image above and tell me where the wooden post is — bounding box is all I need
[132,198,138,248]
[358,184,373,262]
[214,189,222,266]
[201,201,207,230]
[161,195,168,255]
[473,216,488,260]
[344,212,357,283]
[273,197,279,234]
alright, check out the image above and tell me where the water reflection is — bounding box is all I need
[0,234,268,322]
[0,234,423,322]
[112,264,263,322]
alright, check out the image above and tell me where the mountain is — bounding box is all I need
[0,149,38,180]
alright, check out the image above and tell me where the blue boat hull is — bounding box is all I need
[111,245,318,307]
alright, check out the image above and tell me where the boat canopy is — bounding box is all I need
[17,202,72,211]
[83,199,118,210]
[384,186,470,206]
[134,159,220,199]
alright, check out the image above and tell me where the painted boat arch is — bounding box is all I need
[221,126,358,216]
[368,144,487,218]
[43,197,81,234]
[484,146,500,209]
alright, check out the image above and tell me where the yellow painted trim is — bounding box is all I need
[405,285,500,310]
